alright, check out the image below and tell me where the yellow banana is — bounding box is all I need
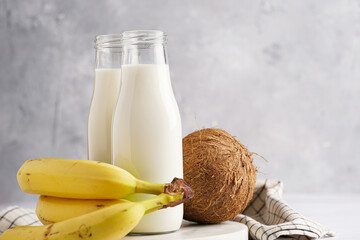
[0,193,184,240]
[17,158,166,199]
[36,196,128,225]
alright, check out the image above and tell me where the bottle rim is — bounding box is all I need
[121,30,167,46]
[94,34,122,49]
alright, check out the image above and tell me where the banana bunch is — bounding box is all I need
[0,158,193,240]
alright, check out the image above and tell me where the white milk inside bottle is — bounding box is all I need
[112,31,183,233]
[87,35,122,163]
[88,69,121,163]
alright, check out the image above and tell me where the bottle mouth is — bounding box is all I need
[121,30,167,46]
[95,34,122,49]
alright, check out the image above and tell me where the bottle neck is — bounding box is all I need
[121,30,168,65]
[94,34,122,69]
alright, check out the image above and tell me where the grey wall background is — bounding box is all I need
[0,0,359,205]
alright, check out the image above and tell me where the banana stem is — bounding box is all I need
[135,180,165,195]
[141,193,183,215]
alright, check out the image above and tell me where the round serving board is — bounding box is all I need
[123,220,248,240]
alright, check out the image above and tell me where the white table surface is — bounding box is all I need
[1,193,359,239]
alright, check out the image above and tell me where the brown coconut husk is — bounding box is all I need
[183,128,257,224]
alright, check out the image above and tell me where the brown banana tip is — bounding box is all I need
[162,178,194,209]
[163,177,194,204]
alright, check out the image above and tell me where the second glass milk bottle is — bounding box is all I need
[112,30,183,233]
[87,35,122,163]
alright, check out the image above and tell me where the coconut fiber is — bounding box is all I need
[183,128,257,224]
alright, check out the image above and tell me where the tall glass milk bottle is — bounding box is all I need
[87,35,122,163]
[112,30,183,233]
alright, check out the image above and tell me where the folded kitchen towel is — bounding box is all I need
[0,206,41,234]
[233,179,336,240]
[0,180,336,240]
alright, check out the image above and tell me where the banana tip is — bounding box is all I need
[163,178,194,208]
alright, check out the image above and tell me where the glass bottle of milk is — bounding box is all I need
[87,35,122,163]
[113,30,183,233]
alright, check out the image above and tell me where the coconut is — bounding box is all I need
[183,128,257,224]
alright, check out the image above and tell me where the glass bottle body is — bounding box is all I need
[87,35,122,163]
[112,30,183,233]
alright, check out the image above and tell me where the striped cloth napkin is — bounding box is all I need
[0,180,336,240]
[233,179,336,240]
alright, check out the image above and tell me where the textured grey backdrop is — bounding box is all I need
[0,0,359,204]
